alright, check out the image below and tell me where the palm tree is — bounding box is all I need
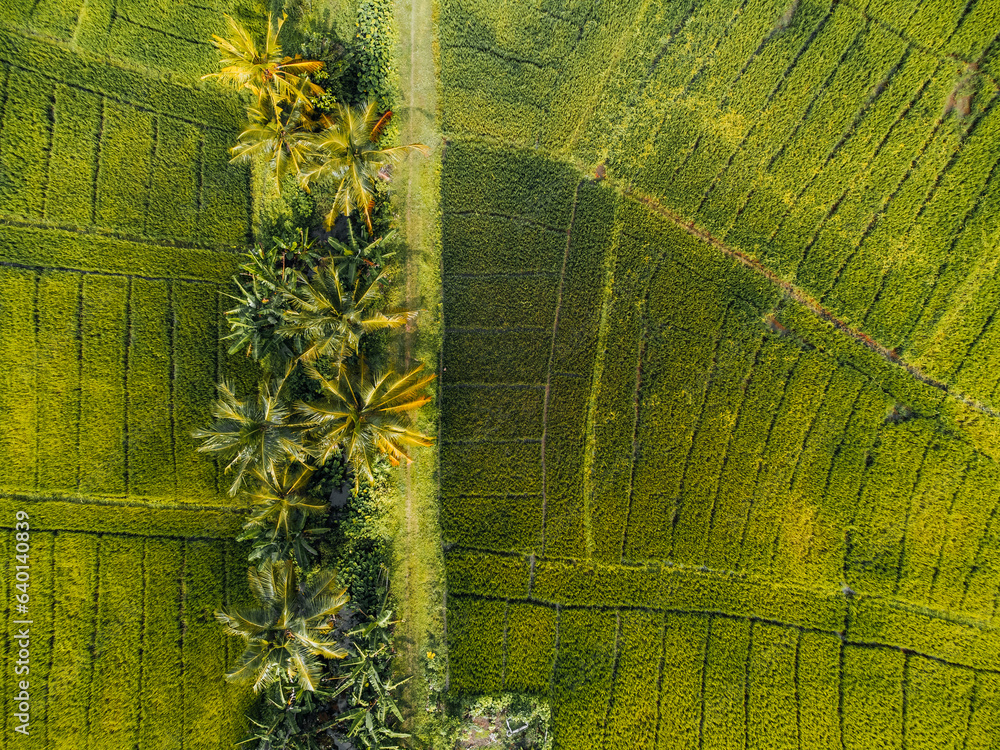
[215,560,349,692]
[240,463,329,568]
[298,101,430,231]
[203,13,323,108]
[230,94,325,190]
[296,358,435,488]
[192,365,309,496]
[278,261,416,364]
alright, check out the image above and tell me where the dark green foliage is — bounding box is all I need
[353,0,396,110]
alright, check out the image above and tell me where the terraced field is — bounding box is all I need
[436,0,1000,746]
[0,1,258,745]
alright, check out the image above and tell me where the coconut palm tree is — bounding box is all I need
[239,463,329,568]
[296,358,435,488]
[298,101,430,231]
[215,560,349,692]
[230,93,325,190]
[203,13,323,108]
[278,260,416,364]
[192,365,309,496]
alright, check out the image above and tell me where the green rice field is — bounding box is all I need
[436,0,1000,746]
[0,1,259,745]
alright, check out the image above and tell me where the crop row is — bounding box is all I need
[0,65,249,247]
[446,595,1000,748]
[0,265,256,503]
[1,530,254,747]
[0,0,236,82]
[445,547,1000,673]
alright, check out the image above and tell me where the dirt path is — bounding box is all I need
[392,0,445,729]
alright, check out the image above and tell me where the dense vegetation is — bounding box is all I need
[436,0,1000,747]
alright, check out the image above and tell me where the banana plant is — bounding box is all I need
[326,222,398,288]
[314,597,411,749]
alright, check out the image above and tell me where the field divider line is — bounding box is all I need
[114,12,211,48]
[179,540,187,746]
[728,19,869,234]
[444,209,568,235]
[772,44,913,245]
[135,538,148,748]
[40,85,56,223]
[698,616,712,750]
[32,271,40,492]
[438,43,551,71]
[838,0,1000,91]
[896,120,1000,342]
[444,271,561,280]
[695,5,835,215]
[744,620,753,750]
[0,259,220,286]
[123,277,132,496]
[837,627,847,750]
[766,366,839,573]
[957,481,1000,611]
[169,280,177,502]
[547,604,561,694]
[892,437,938,597]
[858,91,1000,330]
[795,56,941,270]
[819,106,947,304]
[901,652,910,747]
[794,626,803,750]
[581,0,687,181]
[539,180,582,556]
[42,532,56,748]
[961,672,980,747]
[705,332,764,563]
[619,188,999,418]
[651,610,668,749]
[3,61,238,133]
[76,274,84,491]
[499,601,510,689]
[0,216,243,255]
